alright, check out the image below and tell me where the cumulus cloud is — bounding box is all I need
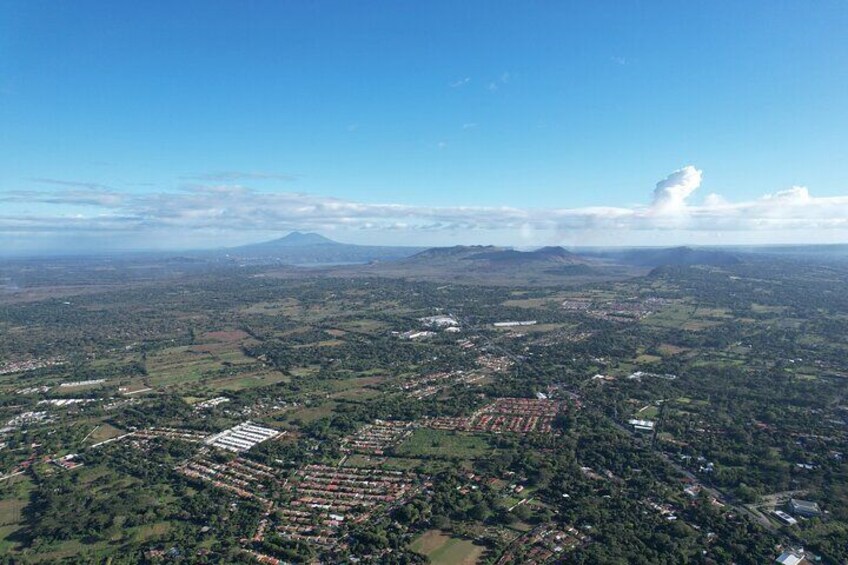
[2,167,847,242]
[650,165,703,214]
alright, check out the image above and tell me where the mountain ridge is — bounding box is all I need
[222,232,424,265]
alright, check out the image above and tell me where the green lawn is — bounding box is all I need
[410,530,486,565]
[396,429,494,460]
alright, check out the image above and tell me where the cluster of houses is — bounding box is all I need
[0,357,64,376]
[426,397,566,434]
[646,499,680,521]
[169,421,423,555]
[273,464,421,548]
[476,354,514,372]
[400,370,464,399]
[399,348,515,400]
[1,411,51,434]
[400,369,486,399]
[177,452,279,509]
[340,420,416,455]
[562,297,669,321]
[134,426,211,443]
[219,396,291,419]
[395,314,462,341]
[194,396,230,410]
[561,300,593,312]
[496,524,589,564]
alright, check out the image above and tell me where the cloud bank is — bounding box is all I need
[2,166,847,248]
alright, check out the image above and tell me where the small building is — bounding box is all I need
[419,315,458,328]
[774,549,805,565]
[493,320,537,327]
[788,499,822,518]
[683,484,702,498]
[772,510,798,526]
[628,419,655,432]
[401,330,435,340]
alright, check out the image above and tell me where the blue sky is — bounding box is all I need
[2,1,847,252]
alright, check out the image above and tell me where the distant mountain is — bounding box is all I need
[251,231,337,247]
[586,246,742,268]
[469,246,587,265]
[404,245,587,266]
[329,244,611,284]
[221,232,424,265]
[404,245,502,264]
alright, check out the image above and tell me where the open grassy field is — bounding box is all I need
[0,497,26,528]
[205,369,289,392]
[641,304,696,328]
[331,319,391,334]
[637,405,660,419]
[286,401,340,425]
[145,346,224,387]
[239,298,302,316]
[131,521,172,542]
[501,297,552,308]
[410,530,486,564]
[657,343,690,356]
[396,429,495,460]
[83,422,125,445]
[341,454,429,471]
[634,353,661,364]
[0,476,34,554]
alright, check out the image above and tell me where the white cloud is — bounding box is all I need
[761,185,810,203]
[703,193,728,207]
[1,167,847,246]
[650,165,703,214]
